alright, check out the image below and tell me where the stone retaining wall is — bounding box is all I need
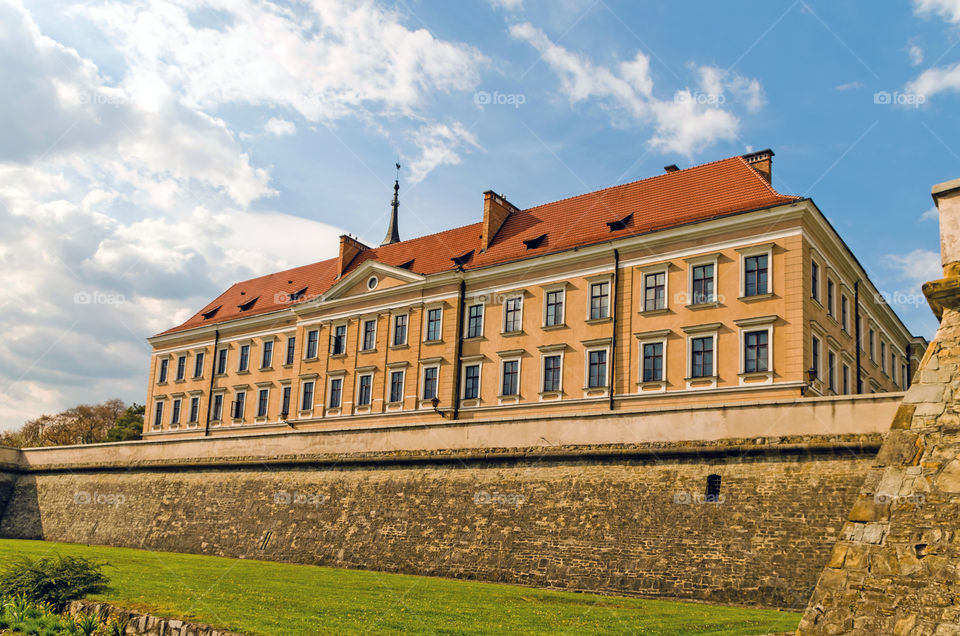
[68,600,243,636]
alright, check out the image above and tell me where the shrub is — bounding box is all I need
[76,613,100,636]
[106,616,128,636]
[0,555,109,610]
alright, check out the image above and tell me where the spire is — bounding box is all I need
[381,163,401,246]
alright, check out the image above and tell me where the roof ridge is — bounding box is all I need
[733,155,800,200]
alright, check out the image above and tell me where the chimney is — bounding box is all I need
[481,191,519,252]
[338,235,370,278]
[742,149,774,184]
[933,178,960,276]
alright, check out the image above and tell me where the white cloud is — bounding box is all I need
[886,248,942,282]
[264,117,296,136]
[508,22,764,156]
[489,0,524,11]
[835,81,864,91]
[914,0,960,23]
[921,206,940,221]
[908,44,925,66]
[407,122,481,184]
[907,1,960,100]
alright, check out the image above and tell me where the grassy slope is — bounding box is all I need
[0,540,800,635]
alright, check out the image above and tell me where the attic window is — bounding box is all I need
[289,287,307,302]
[201,305,221,320]
[237,296,259,312]
[397,258,415,270]
[523,233,547,250]
[606,213,633,231]
[451,250,474,267]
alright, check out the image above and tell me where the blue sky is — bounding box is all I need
[1,0,959,429]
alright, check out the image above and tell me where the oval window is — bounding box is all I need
[367,276,379,290]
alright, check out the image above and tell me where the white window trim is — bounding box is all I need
[840,294,850,333]
[541,283,567,327]
[465,303,485,338]
[810,253,823,304]
[736,243,774,299]
[460,359,483,405]
[255,386,270,420]
[683,323,720,389]
[826,277,836,318]
[636,330,670,392]
[419,363,441,408]
[827,349,838,393]
[501,293,524,334]
[538,347,565,400]
[232,390,246,423]
[170,397,182,428]
[392,312,409,347]
[735,316,775,386]
[325,374,345,415]
[354,372,375,412]
[259,337,275,370]
[174,353,188,381]
[360,317,378,352]
[210,390,225,424]
[298,380,315,415]
[497,355,522,404]
[811,335,823,384]
[187,395,201,426]
[685,253,720,307]
[386,368,406,410]
[638,265,670,312]
[424,305,444,342]
[583,344,611,397]
[330,322,348,356]
[585,274,613,321]
[157,356,171,383]
[304,328,320,360]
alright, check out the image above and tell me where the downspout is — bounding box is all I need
[451,276,467,420]
[854,281,862,394]
[204,329,220,436]
[609,248,620,410]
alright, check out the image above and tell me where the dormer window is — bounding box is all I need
[397,258,415,270]
[523,233,547,250]
[238,296,259,312]
[289,287,307,302]
[451,250,474,267]
[606,212,633,231]
[201,305,221,320]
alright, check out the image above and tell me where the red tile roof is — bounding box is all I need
[157,154,798,336]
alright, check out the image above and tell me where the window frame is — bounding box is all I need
[639,266,669,312]
[587,277,611,321]
[388,369,405,404]
[176,355,187,381]
[828,350,837,392]
[826,278,836,317]
[299,380,315,412]
[216,347,228,375]
[502,294,524,333]
[285,335,296,366]
[635,329,670,390]
[281,385,291,417]
[193,352,205,379]
[232,391,246,422]
[424,306,443,342]
[840,295,849,333]
[158,357,169,384]
[331,323,347,356]
[540,351,564,395]
[304,329,320,359]
[361,318,377,352]
[421,364,440,402]
[257,387,270,418]
[737,243,773,299]
[465,303,484,339]
[811,258,821,302]
[499,357,521,398]
[356,373,374,407]
[392,313,409,347]
[237,344,250,372]
[585,347,610,389]
[211,392,223,422]
[153,400,164,429]
[260,339,274,369]
[461,361,482,401]
[188,396,200,424]
[327,376,344,410]
[682,323,721,389]
[542,284,566,327]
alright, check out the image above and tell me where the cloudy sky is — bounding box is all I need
[1,0,959,430]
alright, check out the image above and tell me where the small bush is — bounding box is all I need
[76,613,100,636]
[0,555,108,611]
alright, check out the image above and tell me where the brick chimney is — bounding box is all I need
[742,149,774,184]
[480,191,519,252]
[338,235,370,277]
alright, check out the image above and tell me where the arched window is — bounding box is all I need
[705,474,722,502]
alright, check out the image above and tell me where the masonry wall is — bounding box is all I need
[0,436,878,609]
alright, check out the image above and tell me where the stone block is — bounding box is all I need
[936,459,960,493]
[904,385,946,405]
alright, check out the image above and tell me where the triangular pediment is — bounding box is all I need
[322,260,425,301]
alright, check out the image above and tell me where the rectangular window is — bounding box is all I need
[176,355,186,381]
[422,367,438,400]
[170,398,181,425]
[842,364,850,394]
[545,290,564,326]
[332,325,346,355]
[158,358,168,383]
[644,272,666,311]
[691,336,714,378]
[588,350,608,388]
[281,386,291,417]
[869,330,875,361]
[467,304,483,338]
[463,364,480,399]
[261,341,273,368]
[891,354,897,383]
[285,336,296,365]
[212,394,223,421]
[393,315,408,346]
[216,348,227,374]
[189,396,200,423]
[642,342,664,382]
[827,279,835,316]
[881,341,887,373]
[153,401,163,428]
[357,375,372,406]
[232,392,245,419]
[811,260,820,301]
[543,355,561,392]
[306,329,319,358]
[300,381,314,411]
[692,264,714,305]
[743,330,769,373]
[744,254,768,297]
[257,388,269,417]
[426,308,442,341]
[193,353,204,378]
[828,351,837,391]
[501,360,519,396]
[504,297,522,332]
[841,296,849,332]
[238,344,250,372]
[328,378,343,408]
[362,319,377,351]
[389,370,404,403]
[812,337,821,379]
[589,281,610,320]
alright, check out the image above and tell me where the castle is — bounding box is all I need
[145,149,923,438]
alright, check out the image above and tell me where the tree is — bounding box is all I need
[106,403,144,442]
[0,399,140,448]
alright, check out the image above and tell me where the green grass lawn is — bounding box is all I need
[0,540,800,635]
